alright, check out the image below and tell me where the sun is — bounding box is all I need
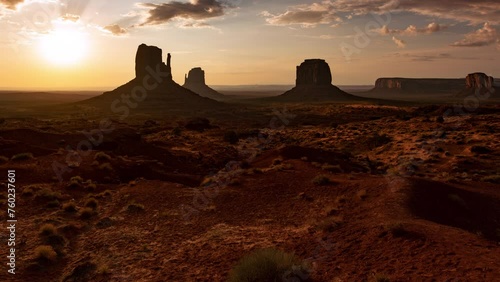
[39,26,89,66]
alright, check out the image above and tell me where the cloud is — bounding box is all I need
[103,24,128,36]
[391,52,479,62]
[260,2,341,27]
[451,23,499,47]
[139,0,229,26]
[392,36,406,48]
[379,22,446,36]
[0,0,24,10]
[61,13,80,22]
[263,0,500,27]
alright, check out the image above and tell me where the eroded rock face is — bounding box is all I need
[296,59,332,86]
[466,73,494,90]
[135,43,171,79]
[375,78,403,90]
[184,67,206,85]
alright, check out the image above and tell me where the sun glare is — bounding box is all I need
[39,26,88,66]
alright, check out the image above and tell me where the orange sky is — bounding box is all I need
[0,0,498,90]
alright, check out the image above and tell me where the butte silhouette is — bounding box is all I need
[183,67,226,101]
[80,44,223,114]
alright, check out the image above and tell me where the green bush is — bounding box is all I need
[224,130,239,145]
[11,152,34,161]
[34,245,57,261]
[312,175,332,186]
[0,156,9,164]
[228,248,309,282]
[94,152,112,162]
[84,198,98,210]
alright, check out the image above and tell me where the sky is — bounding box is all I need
[0,0,499,90]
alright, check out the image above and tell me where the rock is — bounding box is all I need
[465,73,494,90]
[372,78,464,93]
[183,67,225,101]
[185,67,205,85]
[274,59,363,102]
[296,59,332,86]
[135,43,171,80]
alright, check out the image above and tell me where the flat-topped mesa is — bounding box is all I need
[466,73,494,90]
[375,78,404,90]
[184,67,205,86]
[135,43,172,80]
[296,59,332,86]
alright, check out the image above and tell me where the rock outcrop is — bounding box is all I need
[296,59,332,86]
[183,67,225,101]
[465,73,494,90]
[371,78,465,94]
[273,59,364,102]
[458,72,498,97]
[81,44,223,113]
[135,44,172,80]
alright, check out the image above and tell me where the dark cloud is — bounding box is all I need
[451,23,499,47]
[139,0,229,26]
[0,0,24,10]
[103,24,128,36]
[262,0,500,26]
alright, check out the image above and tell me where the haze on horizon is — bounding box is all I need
[0,0,499,90]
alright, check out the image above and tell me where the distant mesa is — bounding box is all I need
[459,72,498,97]
[296,59,332,86]
[80,44,223,113]
[183,67,225,101]
[371,78,465,94]
[273,59,364,102]
[465,72,494,90]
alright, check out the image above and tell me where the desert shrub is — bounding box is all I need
[79,208,95,219]
[481,175,500,184]
[98,163,113,172]
[96,262,111,275]
[46,200,61,208]
[185,117,211,131]
[35,188,60,201]
[0,156,8,164]
[367,133,392,149]
[322,164,343,173]
[39,224,57,237]
[94,152,112,162]
[272,158,283,165]
[127,203,145,213]
[228,248,309,282]
[84,198,98,210]
[374,273,391,282]
[356,189,368,200]
[11,152,34,161]
[312,175,332,186]
[62,202,77,213]
[68,176,84,189]
[436,116,444,123]
[21,188,34,197]
[388,223,408,237]
[34,245,57,262]
[448,194,467,209]
[315,216,343,232]
[224,130,239,144]
[172,127,182,136]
